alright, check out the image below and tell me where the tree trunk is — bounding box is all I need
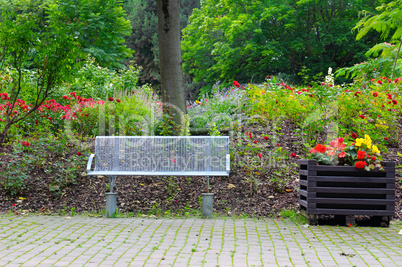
[157,0,187,131]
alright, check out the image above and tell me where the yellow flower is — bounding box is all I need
[372,145,380,154]
[363,135,372,149]
[355,138,364,147]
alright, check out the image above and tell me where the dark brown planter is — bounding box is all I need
[299,159,395,226]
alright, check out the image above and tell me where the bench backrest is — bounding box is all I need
[94,136,230,176]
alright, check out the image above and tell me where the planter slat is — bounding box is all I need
[309,187,394,194]
[307,176,394,183]
[313,198,394,205]
[307,165,395,173]
[299,159,395,227]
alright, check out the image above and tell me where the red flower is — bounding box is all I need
[116,99,121,103]
[249,133,253,139]
[109,97,114,101]
[371,157,376,161]
[384,137,388,141]
[267,75,271,79]
[258,153,262,159]
[392,99,397,105]
[48,117,53,122]
[21,141,31,146]
[308,94,313,97]
[354,91,362,97]
[290,153,297,158]
[351,132,358,139]
[355,161,367,169]
[359,114,365,119]
[233,81,241,88]
[372,92,378,97]
[77,152,82,156]
[309,144,326,154]
[338,151,346,158]
[264,136,269,141]
[357,150,366,160]
[253,140,258,144]
[13,203,16,206]
[377,80,383,85]
[35,120,39,125]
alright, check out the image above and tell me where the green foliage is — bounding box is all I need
[338,0,402,80]
[50,0,133,69]
[0,0,78,144]
[0,131,88,196]
[188,86,246,133]
[182,0,382,94]
[61,57,141,100]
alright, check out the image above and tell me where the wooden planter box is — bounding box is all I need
[299,159,395,226]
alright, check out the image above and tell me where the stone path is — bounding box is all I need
[0,215,401,266]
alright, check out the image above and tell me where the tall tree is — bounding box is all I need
[157,0,186,129]
[124,0,199,89]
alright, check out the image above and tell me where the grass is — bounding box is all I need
[279,209,308,225]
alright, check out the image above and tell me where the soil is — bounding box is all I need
[1,121,401,222]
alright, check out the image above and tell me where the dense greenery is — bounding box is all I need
[181,0,392,94]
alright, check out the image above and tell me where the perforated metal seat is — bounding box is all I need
[87,136,230,177]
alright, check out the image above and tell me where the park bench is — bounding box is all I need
[87,136,230,217]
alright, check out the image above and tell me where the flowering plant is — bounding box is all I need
[309,134,384,171]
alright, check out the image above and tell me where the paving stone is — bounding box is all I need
[1,215,401,266]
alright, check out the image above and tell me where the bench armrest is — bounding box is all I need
[87,154,95,174]
[226,154,230,174]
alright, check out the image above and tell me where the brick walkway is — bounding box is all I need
[0,215,401,266]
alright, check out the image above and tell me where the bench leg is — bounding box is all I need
[106,192,117,218]
[109,176,116,193]
[106,176,117,218]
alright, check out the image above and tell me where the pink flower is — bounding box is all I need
[338,151,346,158]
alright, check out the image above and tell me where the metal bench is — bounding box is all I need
[87,136,230,217]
